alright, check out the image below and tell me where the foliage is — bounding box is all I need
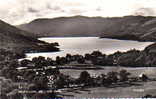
[119,69,131,81]
[106,71,118,84]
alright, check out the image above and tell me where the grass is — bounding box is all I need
[60,66,156,98]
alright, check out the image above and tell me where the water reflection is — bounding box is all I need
[27,37,153,59]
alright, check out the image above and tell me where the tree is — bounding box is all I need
[100,74,107,85]
[139,74,148,81]
[66,53,72,62]
[78,71,93,86]
[32,56,46,68]
[20,59,31,66]
[46,57,55,66]
[33,75,48,91]
[54,74,71,88]
[77,58,85,64]
[106,71,118,84]
[45,68,60,76]
[91,51,102,57]
[23,70,36,82]
[56,56,60,65]
[85,53,92,60]
[119,69,131,82]
[118,49,141,66]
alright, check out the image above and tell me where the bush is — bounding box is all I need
[106,71,118,84]
[78,71,93,86]
[119,69,131,81]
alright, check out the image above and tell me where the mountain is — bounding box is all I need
[0,20,59,53]
[100,16,156,41]
[18,16,107,37]
[18,15,156,41]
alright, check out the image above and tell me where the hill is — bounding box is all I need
[18,15,156,41]
[0,20,59,53]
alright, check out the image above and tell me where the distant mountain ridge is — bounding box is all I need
[99,16,156,41]
[18,16,107,37]
[18,15,156,41]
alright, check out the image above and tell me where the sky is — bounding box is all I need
[0,0,156,25]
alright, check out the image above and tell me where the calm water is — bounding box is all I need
[26,37,156,97]
[26,37,153,59]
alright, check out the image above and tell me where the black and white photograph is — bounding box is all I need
[1,0,156,98]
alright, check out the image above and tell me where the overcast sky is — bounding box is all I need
[0,0,156,25]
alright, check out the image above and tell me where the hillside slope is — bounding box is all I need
[0,20,59,53]
[18,16,120,37]
[18,16,156,41]
[100,16,156,41]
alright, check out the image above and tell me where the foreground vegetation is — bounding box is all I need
[1,48,156,99]
[21,49,156,67]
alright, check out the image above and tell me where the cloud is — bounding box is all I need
[133,7,156,16]
[28,7,39,13]
[0,0,156,25]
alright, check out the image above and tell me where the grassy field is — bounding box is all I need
[60,66,156,98]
